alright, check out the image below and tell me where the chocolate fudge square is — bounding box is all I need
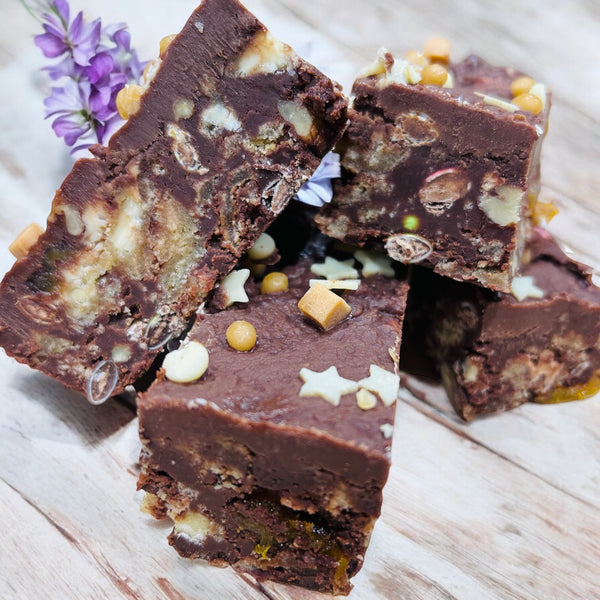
[0,0,347,401]
[137,254,408,594]
[405,229,600,420]
[316,48,550,292]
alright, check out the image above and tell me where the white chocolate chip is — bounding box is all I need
[173,98,195,121]
[277,100,314,139]
[358,364,400,407]
[194,21,204,33]
[380,423,394,439]
[357,388,378,410]
[310,256,359,280]
[478,179,523,226]
[462,356,479,383]
[404,64,422,85]
[235,31,293,77]
[308,278,361,291]
[163,341,209,383]
[221,269,250,307]
[247,233,276,261]
[511,275,545,302]
[56,205,84,236]
[111,345,132,363]
[200,102,242,135]
[354,249,395,277]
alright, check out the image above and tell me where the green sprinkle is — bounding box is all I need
[403,215,419,231]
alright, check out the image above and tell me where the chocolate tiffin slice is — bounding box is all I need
[138,246,408,594]
[0,0,347,402]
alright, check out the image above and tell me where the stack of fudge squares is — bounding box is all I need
[1,0,599,595]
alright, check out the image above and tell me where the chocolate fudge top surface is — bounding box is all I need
[481,229,600,335]
[316,53,549,292]
[141,260,408,458]
[0,0,347,398]
[407,227,600,419]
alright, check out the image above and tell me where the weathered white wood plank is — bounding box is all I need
[0,478,130,599]
[0,366,269,600]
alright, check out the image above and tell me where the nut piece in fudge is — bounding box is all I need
[404,228,600,420]
[137,250,408,595]
[0,0,347,401]
[316,43,550,292]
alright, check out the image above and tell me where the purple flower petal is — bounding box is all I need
[70,16,102,66]
[295,153,341,207]
[87,52,114,84]
[52,0,70,26]
[34,31,68,58]
[42,54,77,80]
[51,114,91,146]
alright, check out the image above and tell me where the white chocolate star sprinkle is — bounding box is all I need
[221,268,250,307]
[354,249,395,278]
[310,256,359,280]
[299,366,358,407]
[358,365,400,407]
[510,275,545,302]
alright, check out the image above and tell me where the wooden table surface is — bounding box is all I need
[1,1,599,598]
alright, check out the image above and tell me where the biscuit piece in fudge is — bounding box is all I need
[405,229,600,420]
[316,47,550,292]
[0,0,347,401]
[138,253,408,594]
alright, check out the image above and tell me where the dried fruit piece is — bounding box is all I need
[9,223,44,259]
[298,283,351,330]
[423,37,451,63]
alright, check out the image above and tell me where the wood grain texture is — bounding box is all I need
[1,1,599,599]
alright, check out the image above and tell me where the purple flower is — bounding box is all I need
[34,1,101,67]
[23,0,147,154]
[44,79,94,146]
[103,24,146,83]
[295,152,341,207]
